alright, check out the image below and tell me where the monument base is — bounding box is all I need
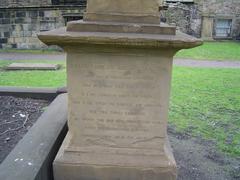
[38,1,202,180]
[84,13,160,24]
[53,133,177,180]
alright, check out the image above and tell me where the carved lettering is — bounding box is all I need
[69,57,165,148]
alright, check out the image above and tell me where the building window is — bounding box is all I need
[165,0,194,4]
[63,14,83,25]
[52,0,86,5]
[214,19,232,38]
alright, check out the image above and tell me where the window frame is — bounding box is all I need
[213,17,233,39]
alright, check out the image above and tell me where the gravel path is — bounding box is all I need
[0,52,65,61]
[0,52,240,68]
[174,58,240,68]
[168,126,240,180]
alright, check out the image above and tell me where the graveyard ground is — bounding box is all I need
[168,126,240,180]
[0,95,239,180]
[0,41,240,61]
[0,44,239,179]
[0,60,239,157]
[0,60,66,87]
[170,67,240,156]
[0,96,50,163]
[175,41,240,61]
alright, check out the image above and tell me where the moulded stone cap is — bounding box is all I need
[38,27,203,50]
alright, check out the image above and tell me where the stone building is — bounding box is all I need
[0,0,239,49]
[0,0,86,49]
[163,0,240,40]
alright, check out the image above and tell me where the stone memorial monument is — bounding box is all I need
[38,0,202,179]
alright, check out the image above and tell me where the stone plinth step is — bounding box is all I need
[6,63,61,70]
[67,20,176,35]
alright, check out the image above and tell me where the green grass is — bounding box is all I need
[170,67,240,156]
[1,41,239,60]
[175,41,240,61]
[0,60,239,156]
[0,60,66,87]
[0,49,62,54]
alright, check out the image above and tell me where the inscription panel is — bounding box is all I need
[68,52,171,149]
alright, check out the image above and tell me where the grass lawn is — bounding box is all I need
[0,60,239,156]
[0,60,66,87]
[170,67,240,156]
[175,41,240,61]
[0,48,62,54]
[1,41,240,61]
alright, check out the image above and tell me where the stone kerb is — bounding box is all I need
[0,93,68,180]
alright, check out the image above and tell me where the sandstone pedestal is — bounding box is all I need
[38,0,202,179]
[84,0,161,24]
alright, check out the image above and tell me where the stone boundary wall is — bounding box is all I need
[0,6,85,49]
[1,1,239,49]
[0,0,52,8]
[163,1,240,39]
[162,2,202,38]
